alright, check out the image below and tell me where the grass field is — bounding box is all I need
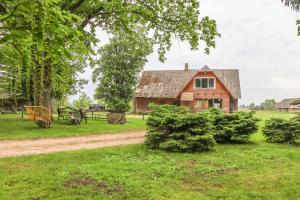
[0,111,299,200]
[0,114,146,140]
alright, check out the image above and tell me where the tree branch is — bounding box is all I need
[282,0,300,11]
[81,6,105,28]
[67,0,86,12]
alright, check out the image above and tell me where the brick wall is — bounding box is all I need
[181,71,235,113]
[134,97,177,113]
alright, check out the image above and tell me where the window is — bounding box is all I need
[194,99,222,109]
[194,78,215,89]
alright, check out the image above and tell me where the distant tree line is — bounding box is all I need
[240,99,277,111]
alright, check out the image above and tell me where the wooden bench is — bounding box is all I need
[24,106,52,128]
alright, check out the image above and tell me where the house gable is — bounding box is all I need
[179,70,233,100]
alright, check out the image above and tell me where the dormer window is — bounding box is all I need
[195,78,215,89]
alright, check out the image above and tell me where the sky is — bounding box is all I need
[80,0,300,105]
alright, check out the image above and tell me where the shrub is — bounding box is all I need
[263,114,300,144]
[291,114,300,135]
[210,109,259,143]
[145,104,216,152]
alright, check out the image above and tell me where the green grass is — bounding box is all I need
[0,114,146,140]
[0,111,299,200]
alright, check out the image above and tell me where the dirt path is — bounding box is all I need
[0,132,146,158]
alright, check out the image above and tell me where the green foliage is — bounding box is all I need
[248,99,277,111]
[263,114,300,144]
[260,99,276,111]
[1,0,220,110]
[0,0,92,108]
[297,19,300,36]
[211,109,259,143]
[72,92,92,109]
[145,104,216,152]
[63,0,220,61]
[145,105,260,151]
[93,32,153,113]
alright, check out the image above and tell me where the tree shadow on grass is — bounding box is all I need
[217,139,258,145]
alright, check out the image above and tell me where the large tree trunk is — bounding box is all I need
[41,63,52,111]
[34,62,52,111]
[33,63,53,128]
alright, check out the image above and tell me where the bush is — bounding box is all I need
[263,114,300,144]
[145,104,216,152]
[291,114,300,135]
[145,105,260,152]
[210,109,259,143]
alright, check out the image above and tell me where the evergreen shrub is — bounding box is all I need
[145,104,215,152]
[145,105,260,152]
[263,114,300,144]
[211,109,259,143]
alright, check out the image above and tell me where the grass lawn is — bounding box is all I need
[0,111,299,199]
[0,114,146,140]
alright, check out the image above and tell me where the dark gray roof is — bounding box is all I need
[135,66,241,99]
[291,99,300,105]
[134,70,196,99]
[276,98,300,109]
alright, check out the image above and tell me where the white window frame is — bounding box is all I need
[194,77,216,89]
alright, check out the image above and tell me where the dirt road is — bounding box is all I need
[0,132,146,158]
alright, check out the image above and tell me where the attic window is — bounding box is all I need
[195,78,215,89]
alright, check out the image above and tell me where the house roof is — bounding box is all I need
[291,99,300,105]
[134,66,241,99]
[276,98,300,108]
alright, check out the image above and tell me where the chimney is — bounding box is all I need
[184,63,189,71]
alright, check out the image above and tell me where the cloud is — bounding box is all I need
[267,78,300,89]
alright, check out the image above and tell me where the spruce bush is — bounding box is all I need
[211,109,259,143]
[263,114,300,144]
[145,104,216,152]
[145,105,260,152]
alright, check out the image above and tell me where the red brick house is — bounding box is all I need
[134,65,241,113]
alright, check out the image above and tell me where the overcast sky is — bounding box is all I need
[81,0,300,105]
